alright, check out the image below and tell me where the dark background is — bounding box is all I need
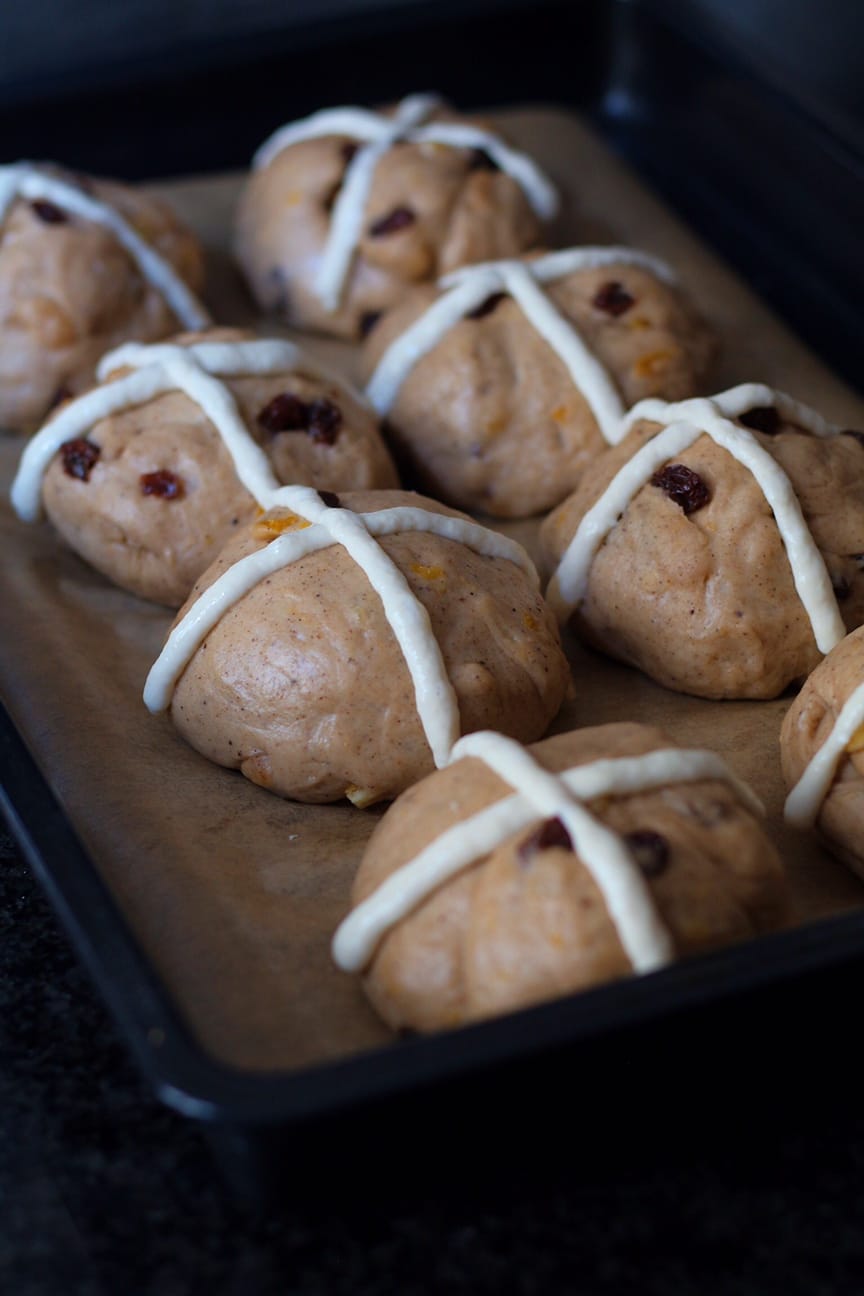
[3,0,861,388]
[2,0,864,1290]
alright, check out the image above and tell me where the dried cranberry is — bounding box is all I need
[468,148,500,172]
[368,207,416,237]
[518,816,573,864]
[467,292,508,321]
[61,438,100,481]
[739,406,781,435]
[307,399,342,446]
[258,393,308,434]
[592,281,635,317]
[624,830,669,878]
[140,469,185,500]
[841,429,864,449]
[49,384,73,410]
[31,199,67,225]
[359,310,382,338]
[651,463,711,515]
[318,490,341,508]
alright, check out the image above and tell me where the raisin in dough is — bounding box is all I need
[361,253,716,517]
[541,389,864,699]
[0,166,206,432]
[151,489,570,805]
[334,723,785,1032]
[782,626,864,877]
[23,329,397,607]
[235,99,552,340]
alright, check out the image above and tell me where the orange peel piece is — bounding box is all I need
[634,349,676,378]
[253,511,312,541]
[847,725,864,754]
[410,562,446,582]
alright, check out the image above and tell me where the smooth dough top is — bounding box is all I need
[781,626,864,875]
[235,108,545,340]
[39,329,398,607]
[360,259,717,517]
[540,410,864,699]
[0,169,205,432]
[167,489,571,804]
[351,722,786,1032]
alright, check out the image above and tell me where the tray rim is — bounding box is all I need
[6,695,864,1132]
[4,78,864,1134]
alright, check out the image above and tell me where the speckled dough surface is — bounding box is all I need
[0,171,205,432]
[350,723,786,1032]
[167,489,570,804]
[781,628,864,876]
[39,329,398,607]
[235,109,545,340]
[360,260,716,517]
[540,410,864,699]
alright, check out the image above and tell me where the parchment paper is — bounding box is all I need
[2,109,863,1072]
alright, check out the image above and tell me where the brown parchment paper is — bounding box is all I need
[2,109,864,1073]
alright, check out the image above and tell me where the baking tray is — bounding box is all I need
[3,12,864,1198]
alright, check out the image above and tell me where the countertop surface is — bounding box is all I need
[4,816,864,1294]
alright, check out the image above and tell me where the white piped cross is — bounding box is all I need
[785,678,864,828]
[546,386,847,657]
[8,331,538,770]
[143,487,539,772]
[10,337,360,522]
[366,246,675,442]
[0,164,210,332]
[252,93,559,311]
[332,730,763,974]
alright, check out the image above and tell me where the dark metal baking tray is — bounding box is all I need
[3,0,864,1200]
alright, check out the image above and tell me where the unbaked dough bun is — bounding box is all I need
[235,94,557,340]
[333,723,785,1032]
[144,487,570,805]
[0,163,207,432]
[782,626,864,877]
[541,385,864,699]
[10,329,397,607]
[360,247,717,517]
